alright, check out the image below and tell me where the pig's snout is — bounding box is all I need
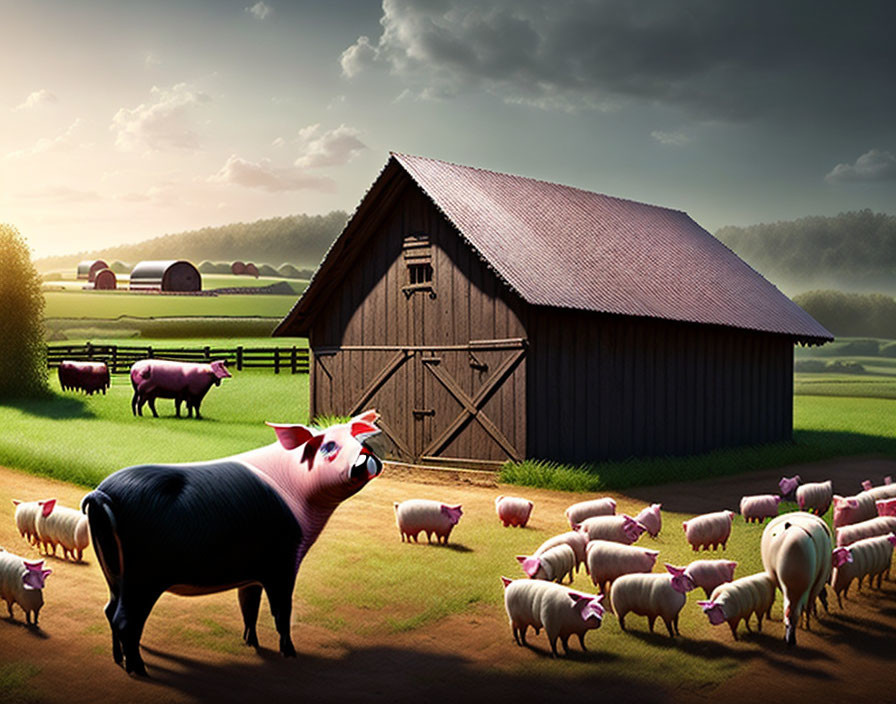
[351,450,383,482]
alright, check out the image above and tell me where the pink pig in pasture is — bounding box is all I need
[739,494,782,523]
[130,359,231,419]
[394,499,463,544]
[682,511,734,551]
[495,495,534,527]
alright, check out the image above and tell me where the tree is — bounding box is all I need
[0,224,48,398]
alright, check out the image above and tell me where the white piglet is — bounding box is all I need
[516,544,576,584]
[835,516,896,547]
[577,514,646,545]
[698,572,776,640]
[534,532,588,574]
[565,497,616,528]
[0,549,52,625]
[684,559,738,598]
[683,511,734,551]
[34,499,90,561]
[495,495,534,527]
[12,499,43,546]
[739,494,781,523]
[393,499,463,545]
[502,576,605,656]
[584,540,658,594]
[796,480,833,516]
[633,503,662,538]
[830,534,896,607]
[609,564,696,637]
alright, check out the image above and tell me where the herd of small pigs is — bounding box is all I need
[3,378,896,674]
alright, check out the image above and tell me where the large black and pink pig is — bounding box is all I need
[81,410,383,676]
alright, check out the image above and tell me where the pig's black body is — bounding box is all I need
[82,460,303,676]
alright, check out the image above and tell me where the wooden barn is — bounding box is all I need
[274,153,833,468]
[77,259,108,282]
[93,268,117,290]
[129,260,201,292]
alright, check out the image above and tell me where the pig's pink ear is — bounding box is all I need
[517,556,540,577]
[887,534,896,547]
[39,499,56,517]
[211,360,231,379]
[352,409,380,425]
[501,576,513,588]
[12,499,21,506]
[442,504,463,525]
[350,421,380,443]
[665,563,686,577]
[265,423,316,450]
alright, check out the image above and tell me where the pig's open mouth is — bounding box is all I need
[350,449,383,483]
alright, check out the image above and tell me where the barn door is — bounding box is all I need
[417,339,527,464]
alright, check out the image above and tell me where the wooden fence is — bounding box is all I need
[47,343,309,375]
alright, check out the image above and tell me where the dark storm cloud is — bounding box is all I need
[344,0,895,123]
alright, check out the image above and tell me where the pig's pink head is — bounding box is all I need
[724,510,735,523]
[779,475,800,495]
[38,499,56,518]
[210,360,231,383]
[876,499,896,517]
[833,495,860,525]
[723,561,738,581]
[516,555,541,578]
[773,496,783,505]
[621,515,647,542]
[265,410,384,503]
[645,550,660,567]
[568,591,605,624]
[887,533,896,547]
[832,547,853,568]
[862,480,873,492]
[441,504,463,525]
[698,600,727,626]
[665,564,696,594]
[22,560,51,590]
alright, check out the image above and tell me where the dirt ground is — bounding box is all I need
[1,455,895,704]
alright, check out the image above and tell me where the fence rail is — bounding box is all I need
[47,343,309,375]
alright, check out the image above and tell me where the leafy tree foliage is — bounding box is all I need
[716,209,896,292]
[794,290,896,339]
[35,211,348,274]
[0,224,48,398]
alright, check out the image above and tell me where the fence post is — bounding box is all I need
[274,348,280,374]
[237,346,243,371]
[204,345,210,362]
[87,342,94,360]
[112,347,118,374]
[291,347,297,374]
[148,346,154,359]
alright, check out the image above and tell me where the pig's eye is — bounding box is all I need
[319,441,339,458]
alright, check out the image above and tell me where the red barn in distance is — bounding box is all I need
[77,259,108,283]
[93,269,117,290]
[275,153,833,469]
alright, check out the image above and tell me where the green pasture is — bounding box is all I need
[43,290,296,319]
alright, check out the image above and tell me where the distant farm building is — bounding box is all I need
[231,261,246,275]
[275,153,832,469]
[77,259,108,282]
[245,262,259,278]
[93,269,117,290]
[129,260,201,292]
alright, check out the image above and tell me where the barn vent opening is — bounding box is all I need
[408,262,433,284]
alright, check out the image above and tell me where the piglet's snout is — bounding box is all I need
[351,450,383,482]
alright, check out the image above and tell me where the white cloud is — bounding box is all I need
[650,130,692,147]
[295,124,366,168]
[340,36,378,78]
[246,2,272,20]
[144,52,162,68]
[209,154,335,192]
[5,119,84,160]
[825,149,896,184]
[272,136,286,148]
[14,89,57,111]
[111,83,211,151]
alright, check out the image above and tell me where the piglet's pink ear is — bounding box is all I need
[501,576,513,588]
[350,421,380,443]
[265,423,316,451]
[517,556,541,578]
[12,499,21,506]
[352,409,381,424]
[39,499,56,517]
[664,563,686,577]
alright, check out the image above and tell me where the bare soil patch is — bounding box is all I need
[1,456,894,704]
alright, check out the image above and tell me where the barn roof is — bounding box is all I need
[130,260,195,279]
[276,153,832,344]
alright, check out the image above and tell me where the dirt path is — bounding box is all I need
[1,456,894,704]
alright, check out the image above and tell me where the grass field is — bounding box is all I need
[43,290,296,319]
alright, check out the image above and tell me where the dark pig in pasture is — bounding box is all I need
[80,411,383,676]
[58,360,110,395]
[130,358,231,419]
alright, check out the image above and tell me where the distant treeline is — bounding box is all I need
[793,290,896,340]
[34,211,348,273]
[715,209,896,293]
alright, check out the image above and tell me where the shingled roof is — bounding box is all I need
[276,153,833,344]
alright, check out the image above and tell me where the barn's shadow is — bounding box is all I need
[623,438,896,515]
[138,643,667,704]
[4,394,94,420]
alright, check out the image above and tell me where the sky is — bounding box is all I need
[1,0,894,259]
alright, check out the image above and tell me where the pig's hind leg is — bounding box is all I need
[238,584,263,647]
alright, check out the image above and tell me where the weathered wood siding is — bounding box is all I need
[308,180,527,464]
[526,308,794,463]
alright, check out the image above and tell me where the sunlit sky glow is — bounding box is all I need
[2,0,894,259]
